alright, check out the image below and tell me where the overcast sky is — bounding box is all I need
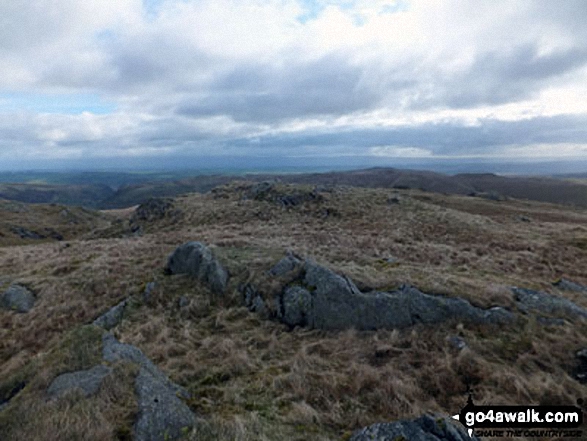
[1,0,587,169]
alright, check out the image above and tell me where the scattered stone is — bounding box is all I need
[178,296,189,308]
[101,334,197,441]
[93,299,128,330]
[273,260,514,330]
[10,226,44,240]
[350,414,479,441]
[47,365,113,399]
[166,242,228,295]
[387,195,401,205]
[553,279,587,292]
[517,215,531,222]
[0,380,26,412]
[512,287,587,320]
[1,284,36,313]
[248,181,275,200]
[143,282,156,303]
[447,336,467,351]
[247,182,322,207]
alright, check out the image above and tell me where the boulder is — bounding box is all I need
[102,334,197,441]
[1,284,35,313]
[166,242,228,295]
[93,299,127,330]
[350,414,479,441]
[241,283,267,316]
[273,260,514,330]
[47,365,112,399]
[512,287,587,320]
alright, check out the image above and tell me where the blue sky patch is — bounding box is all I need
[0,92,117,115]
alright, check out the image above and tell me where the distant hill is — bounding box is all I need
[0,167,585,209]
[0,183,114,208]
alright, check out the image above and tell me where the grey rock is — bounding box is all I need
[274,261,515,330]
[102,334,189,399]
[134,368,197,441]
[101,334,197,440]
[537,316,566,326]
[249,181,274,199]
[512,287,587,320]
[166,242,228,295]
[143,281,156,303]
[10,226,45,239]
[242,284,268,317]
[553,279,587,292]
[268,253,302,276]
[577,348,587,360]
[278,286,313,327]
[47,365,112,399]
[447,336,467,351]
[350,414,479,441]
[387,195,401,205]
[132,198,176,223]
[1,284,35,313]
[93,299,127,330]
[178,296,189,308]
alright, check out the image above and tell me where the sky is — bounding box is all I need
[1,0,587,170]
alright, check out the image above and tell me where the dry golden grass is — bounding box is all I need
[1,182,587,440]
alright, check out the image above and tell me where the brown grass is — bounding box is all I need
[1,183,587,440]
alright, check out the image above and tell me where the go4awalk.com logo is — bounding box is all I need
[451,395,585,439]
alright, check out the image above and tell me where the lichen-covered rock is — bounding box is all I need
[350,414,479,441]
[93,299,127,330]
[47,365,112,399]
[134,368,197,441]
[166,242,228,295]
[102,334,197,441]
[272,260,514,330]
[1,284,35,313]
[512,287,587,320]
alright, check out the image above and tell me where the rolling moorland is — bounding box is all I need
[0,167,586,209]
[0,179,586,440]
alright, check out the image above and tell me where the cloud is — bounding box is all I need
[0,0,587,167]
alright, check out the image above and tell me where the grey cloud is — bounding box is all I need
[410,44,587,110]
[231,114,587,156]
[175,53,393,122]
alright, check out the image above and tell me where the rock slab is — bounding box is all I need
[512,287,587,320]
[350,414,480,441]
[166,242,228,295]
[1,284,35,313]
[47,365,113,399]
[93,299,128,330]
[274,260,514,330]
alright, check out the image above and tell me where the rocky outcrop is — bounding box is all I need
[131,198,179,223]
[247,182,323,207]
[102,334,197,441]
[1,284,36,313]
[47,365,113,399]
[512,287,587,320]
[267,258,514,330]
[166,242,228,295]
[93,299,128,330]
[350,414,479,441]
